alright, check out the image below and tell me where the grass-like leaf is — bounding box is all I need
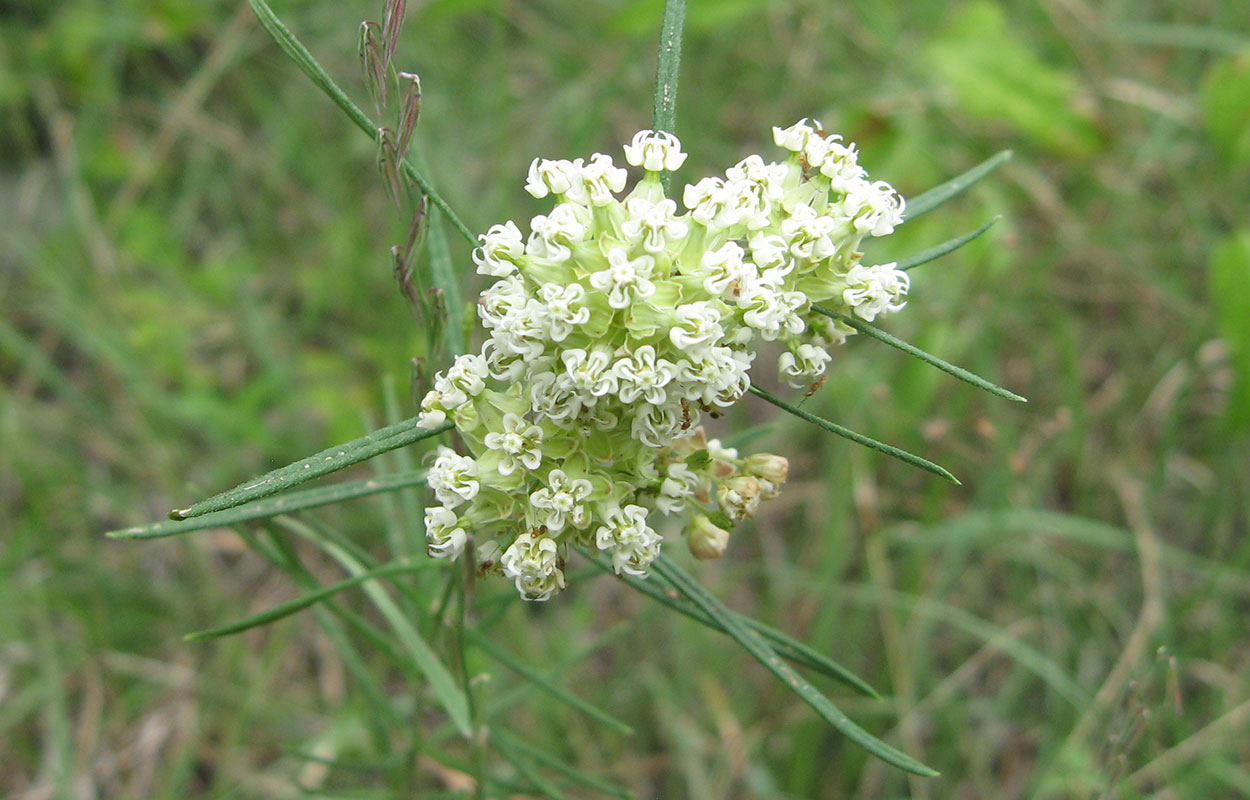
[246,527,413,743]
[901,150,1012,223]
[493,729,632,800]
[896,216,999,271]
[107,470,429,539]
[168,419,452,520]
[184,561,430,641]
[466,630,635,736]
[491,732,569,800]
[837,583,1089,707]
[247,0,476,246]
[424,205,466,356]
[582,550,880,698]
[651,0,686,193]
[651,556,939,777]
[281,518,474,739]
[812,305,1026,402]
[892,509,1250,597]
[748,386,959,483]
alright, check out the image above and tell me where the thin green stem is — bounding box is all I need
[900,150,1012,224]
[896,216,999,271]
[580,548,880,698]
[749,385,959,483]
[651,0,686,194]
[456,556,488,800]
[247,0,476,245]
[652,556,939,776]
[184,561,431,640]
[811,305,1026,402]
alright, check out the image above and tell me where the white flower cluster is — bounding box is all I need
[418,121,910,600]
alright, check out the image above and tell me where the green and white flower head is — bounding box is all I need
[419,122,913,600]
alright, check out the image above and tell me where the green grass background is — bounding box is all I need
[2,0,1249,797]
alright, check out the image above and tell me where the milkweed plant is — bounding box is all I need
[424,124,910,599]
[110,0,1023,792]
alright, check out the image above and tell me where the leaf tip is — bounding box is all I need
[169,508,190,521]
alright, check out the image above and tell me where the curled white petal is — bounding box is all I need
[623,129,688,172]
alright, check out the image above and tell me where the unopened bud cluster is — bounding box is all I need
[418,121,909,600]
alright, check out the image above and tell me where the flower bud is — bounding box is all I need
[476,540,504,575]
[744,453,789,485]
[717,475,762,520]
[685,515,730,560]
[670,426,708,456]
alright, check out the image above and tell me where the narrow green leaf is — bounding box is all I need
[260,527,432,690]
[1112,23,1250,55]
[892,509,1250,596]
[1210,232,1250,432]
[748,386,959,483]
[651,0,686,193]
[423,203,466,356]
[256,532,406,739]
[811,305,1025,402]
[492,729,632,800]
[652,556,939,777]
[184,562,430,641]
[246,0,476,246]
[901,150,1012,223]
[466,630,634,736]
[581,549,879,698]
[895,216,999,271]
[168,419,452,520]
[837,583,1089,707]
[283,519,473,739]
[492,733,569,800]
[107,470,429,540]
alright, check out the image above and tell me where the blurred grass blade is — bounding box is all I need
[651,0,686,193]
[896,216,999,271]
[246,0,475,246]
[108,470,429,539]
[893,509,1250,596]
[582,550,879,698]
[245,532,408,739]
[749,386,959,483]
[283,519,473,738]
[421,197,466,356]
[493,729,631,800]
[184,562,429,641]
[839,583,1089,707]
[1209,233,1250,432]
[1108,23,1250,55]
[902,150,1012,223]
[812,305,1025,402]
[492,733,569,800]
[652,556,939,777]
[168,419,452,520]
[467,630,633,736]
